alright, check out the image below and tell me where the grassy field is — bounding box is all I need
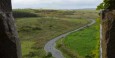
[14,9,99,58]
[16,17,89,58]
[57,19,100,58]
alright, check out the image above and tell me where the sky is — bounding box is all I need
[12,0,103,9]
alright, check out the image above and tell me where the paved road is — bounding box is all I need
[44,19,96,58]
[100,24,102,58]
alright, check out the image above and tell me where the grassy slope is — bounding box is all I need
[16,17,89,58]
[14,9,98,58]
[64,24,97,56]
[57,19,100,58]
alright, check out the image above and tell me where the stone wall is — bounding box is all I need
[0,0,21,58]
[101,10,115,58]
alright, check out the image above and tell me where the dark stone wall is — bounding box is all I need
[0,0,12,12]
[0,0,21,58]
[101,10,115,58]
[0,13,17,58]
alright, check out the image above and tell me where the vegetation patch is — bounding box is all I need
[15,9,98,58]
[16,17,89,58]
[57,19,100,58]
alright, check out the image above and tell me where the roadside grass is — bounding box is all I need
[16,17,90,58]
[21,41,35,56]
[56,19,100,58]
[14,9,99,58]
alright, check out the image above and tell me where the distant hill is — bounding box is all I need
[68,8,96,11]
[76,8,96,10]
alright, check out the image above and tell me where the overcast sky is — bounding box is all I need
[12,0,103,9]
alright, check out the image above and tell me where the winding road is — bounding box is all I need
[100,24,102,58]
[44,19,96,58]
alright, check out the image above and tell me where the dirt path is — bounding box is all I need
[44,19,96,58]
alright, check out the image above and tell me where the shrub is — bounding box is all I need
[13,10,38,18]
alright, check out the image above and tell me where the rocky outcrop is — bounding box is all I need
[101,10,115,58]
[0,0,21,58]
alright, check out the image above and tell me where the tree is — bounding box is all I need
[100,0,115,58]
[0,0,21,58]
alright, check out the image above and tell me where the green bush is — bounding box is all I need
[13,10,38,18]
[44,52,53,58]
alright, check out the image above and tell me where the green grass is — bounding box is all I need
[14,9,99,58]
[13,9,99,19]
[57,19,100,58]
[64,24,97,56]
[16,17,90,58]
[21,41,35,56]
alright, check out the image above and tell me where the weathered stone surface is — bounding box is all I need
[0,0,12,12]
[101,10,115,58]
[0,0,21,58]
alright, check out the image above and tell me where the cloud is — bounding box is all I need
[12,0,103,9]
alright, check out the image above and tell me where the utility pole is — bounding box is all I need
[100,0,115,58]
[0,0,22,58]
